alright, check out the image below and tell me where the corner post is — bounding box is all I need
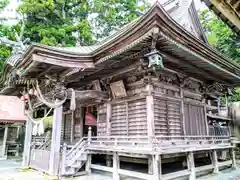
[49,104,63,176]
[148,155,153,174]
[187,152,196,180]
[146,84,154,143]
[22,113,33,167]
[152,154,161,180]
[212,150,219,173]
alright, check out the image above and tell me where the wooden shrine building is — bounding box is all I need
[0,95,25,159]
[0,1,239,180]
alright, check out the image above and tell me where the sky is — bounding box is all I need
[149,0,207,10]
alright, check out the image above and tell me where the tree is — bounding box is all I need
[18,0,149,47]
[200,10,240,63]
[0,0,8,10]
[0,25,17,70]
[200,10,240,102]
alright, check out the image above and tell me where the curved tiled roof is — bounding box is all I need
[1,1,240,87]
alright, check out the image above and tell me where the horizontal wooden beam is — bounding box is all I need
[33,54,94,68]
[66,90,109,101]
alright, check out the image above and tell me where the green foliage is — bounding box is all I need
[200,10,240,102]
[18,0,150,46]
[228,88,240,102]
[0,25,15,70]
[200,10,240,63]
[0,0,8,10]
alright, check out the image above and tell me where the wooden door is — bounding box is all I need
[184,103,207,135]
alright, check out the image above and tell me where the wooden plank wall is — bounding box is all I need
[61,113,72,143]
[97,98,147,136]
[154,98,182,136]
[74,105,83,139]
[111,103,127,136]
[97,104,107,136]
[128,99,147,136]
[184,103,207,135]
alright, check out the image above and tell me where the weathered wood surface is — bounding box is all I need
[87,135,231,154]
[49,104,63,176]
[61,112,72,143]
[154,97,181,136]
[30,149,50,173]
[97,104,107,136]
[110,99,147,136]
[184,103,207,135]
[66,90,109,101]
[74,104,83,139]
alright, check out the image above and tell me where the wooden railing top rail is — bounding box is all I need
[89,135,230,138]
[66,137,87,156]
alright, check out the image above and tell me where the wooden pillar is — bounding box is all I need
[106,103,112,135]
[113,152,120,180]
[79,107,84,138]
[231,148,237,169]
[212,150,219,173]
[2,125,8,159]
[22,114,33,167]
[85,154,92,174]
[152,154,161,180]
[49,104,63,176]
[187,152,196,180]
[204,105,209,135]
[146,84,154,138]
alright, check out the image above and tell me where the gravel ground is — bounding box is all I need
[198,167,240,180]
[0,159,240,180]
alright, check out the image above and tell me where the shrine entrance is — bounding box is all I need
[83,106,97,137]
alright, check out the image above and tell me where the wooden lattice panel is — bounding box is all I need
[154,98,182,136]
[97,104,107,136]
[111,103,127,136]
[61,113,72,142]
[128,99,147,136]
[167,101,181,135]
[154,99,168,135]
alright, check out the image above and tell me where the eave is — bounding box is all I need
[1,1,240,89]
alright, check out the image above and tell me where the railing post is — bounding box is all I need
[85,154,92,174]
[88,127,92,145]
[61,143,67,175]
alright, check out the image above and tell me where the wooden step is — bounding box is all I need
[73,171,87,177]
